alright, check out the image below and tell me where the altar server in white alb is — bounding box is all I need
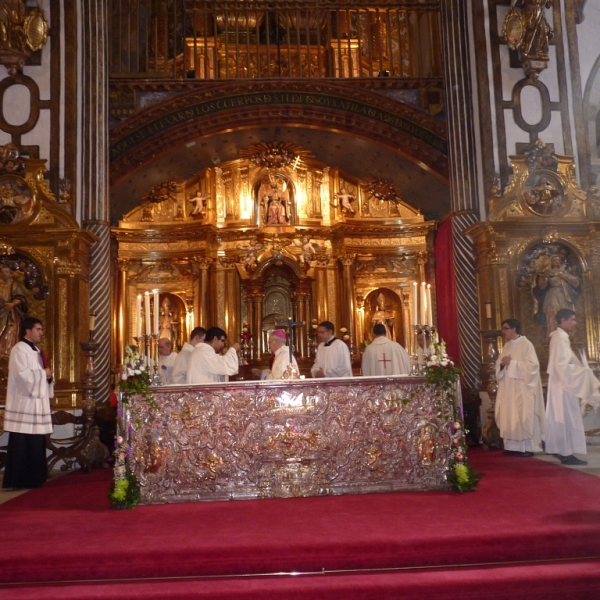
[157,337,178,384]
[546,309,600,466]
[171,327,206,384]
[311,321,353,378]
[187,326,240,384]
[2,317,53,489]
[362,323,411,376]
[252,329,299,380]
[494,318,545,457]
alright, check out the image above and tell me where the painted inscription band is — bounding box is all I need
[110,92,447,161]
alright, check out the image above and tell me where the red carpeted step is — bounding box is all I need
[0,449,599,587]
[2,559,600,600]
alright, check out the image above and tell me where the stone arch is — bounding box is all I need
[109,80,448,187]
[583,52,600,184]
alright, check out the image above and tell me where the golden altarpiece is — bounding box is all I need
[112,142,435,374]
[467,141,600,444]
[0,145,96,409]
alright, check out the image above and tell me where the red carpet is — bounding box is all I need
[1,449,599,598]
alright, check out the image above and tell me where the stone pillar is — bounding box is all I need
[81,0,111,404]
[440,0,484,437]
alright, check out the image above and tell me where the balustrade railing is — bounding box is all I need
[109,0,442,81]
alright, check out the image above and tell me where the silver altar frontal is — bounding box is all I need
[119,376,456,504]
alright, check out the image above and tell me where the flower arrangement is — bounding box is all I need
[119,345,155,407]
[108,435,140,509]
[426,336,481,493]
[241,323,250,341]
[310,319,318,337]
[339,327,351,348]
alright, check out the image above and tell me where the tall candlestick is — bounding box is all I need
[412,282,418,325]
[153,290,160,336]
[136,295,142,339]
[426,284,433,325]
[89,311,96,332]
[144,292,151,335]
[485,300,492,320]
[420,282,427,325]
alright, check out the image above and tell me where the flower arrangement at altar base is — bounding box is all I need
[119,345,155,407]
[426,336,481,493]
[108,435,140,509]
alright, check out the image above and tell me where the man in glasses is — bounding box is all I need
[310,321,353,378]
[186,326,240,384]
[495,318,545,457]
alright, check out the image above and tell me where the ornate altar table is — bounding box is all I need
[119,376,457,504]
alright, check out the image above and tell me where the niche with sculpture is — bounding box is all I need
[0,253,49,360]
[158,293,185,350]
[365,288,402,343]
[515,241,584,362]
[257,173,293,226]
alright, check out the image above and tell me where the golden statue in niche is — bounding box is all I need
[259,175,290,225]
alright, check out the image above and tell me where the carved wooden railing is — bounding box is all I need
[109,0,442,82]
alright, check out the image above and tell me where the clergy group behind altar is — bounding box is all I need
[156,320,420,385]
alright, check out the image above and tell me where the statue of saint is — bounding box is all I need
[524,176,562,215]
[0,264,28,357]
[541,255,580,337]
[159,296,178,343]
[521,0,553,61]
[371,293,394,339]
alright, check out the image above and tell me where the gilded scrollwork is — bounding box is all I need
[121,377,455,504]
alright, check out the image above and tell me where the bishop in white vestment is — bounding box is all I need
[495,319,545,456]
[362,324,411,376]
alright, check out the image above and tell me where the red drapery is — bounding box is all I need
[434,219,461,366]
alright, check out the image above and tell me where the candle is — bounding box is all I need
[89,312,96,332]
[153,290,160,335]
[136,295,142,339]
[420,282,427,325]
[485,301,492,320]
[412,282,418,325]
[426,284,433,325]
[144,292,151,335]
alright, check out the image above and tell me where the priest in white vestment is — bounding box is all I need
[157,337,178,384]
[362,323,411,376]
[186,326,240,384]
[3,317,53,489]
[311,321,353,378]
[252,330,299,380]
[495,319,545,457]
[171,327,206,384]
[546,309,600,465]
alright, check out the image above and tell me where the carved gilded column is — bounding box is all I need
[355,294,365,352]
[313,253,330,323]
[293,279,311,357]
[214,257,237,337]
[195,257,212,328]
[115,258,130,365]
[244,282,265,358]
[339,253,356,341]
